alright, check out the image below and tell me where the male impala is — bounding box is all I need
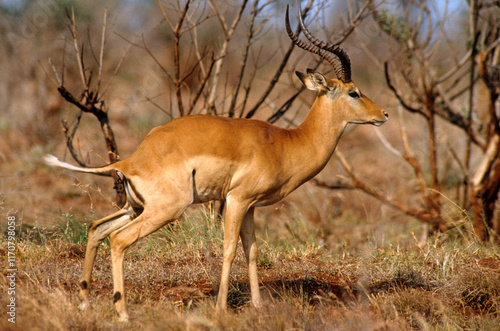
[45,6,387,321]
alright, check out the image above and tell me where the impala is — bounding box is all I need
[45,6,387,321]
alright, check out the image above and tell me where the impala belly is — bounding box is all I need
[188,150,290,206]
[189,156,235,203]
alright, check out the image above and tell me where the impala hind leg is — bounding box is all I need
[108,205,188,322]
[239,207,262,308]
[79,203,136,310]
[216,200,251,313]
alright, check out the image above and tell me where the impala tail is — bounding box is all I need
[43,154,114,177]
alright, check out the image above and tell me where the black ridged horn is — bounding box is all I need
[285,5,352,83]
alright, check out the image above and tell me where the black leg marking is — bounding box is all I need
[126,179,145,207]
[113,292,122,303]
[80,281,88,290]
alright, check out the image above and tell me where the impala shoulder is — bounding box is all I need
[256,124,277,145]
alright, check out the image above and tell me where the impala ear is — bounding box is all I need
[296,69,331,91]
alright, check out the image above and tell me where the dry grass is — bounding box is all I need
[1,209,500,330]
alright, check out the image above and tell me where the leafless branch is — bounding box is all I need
[100,39,132,101]
[334,149,439,226]
[245,0,314,119]
[188,52,217,114]
[435,49,472,84]
[69,7,87,89]
[51,8,129,206]
[205,0,249,114]
[188,1,210,79]
[384,62,424,115]
[311,177,354,190]
[397,107,430,202]
[228,0,261,118]
[61,113,88,167]
[49,58,62,86]
[138,34,173,83]
[96,8,107,96]
[267,86,306,124]
[373,127,401,158]
[145,96,174,120]
[336,0,373,45]
[158,0,192,116]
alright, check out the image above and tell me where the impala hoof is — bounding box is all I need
[118,313,129,323]
[78,300,90,311]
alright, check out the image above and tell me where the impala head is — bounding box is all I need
[286,5,388,126]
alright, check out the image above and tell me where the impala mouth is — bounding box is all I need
[373,119,387,126]
[373,112,388,126]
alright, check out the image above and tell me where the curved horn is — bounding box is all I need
[297,6,351,83]
[286,5,352,83]
[285,6,324,57]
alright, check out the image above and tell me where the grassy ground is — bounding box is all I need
[1,206,499,330]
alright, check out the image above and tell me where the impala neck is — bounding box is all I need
[290,95,347,180]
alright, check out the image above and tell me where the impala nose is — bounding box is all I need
[373,110,388,126]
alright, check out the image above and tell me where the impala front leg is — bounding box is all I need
[240,207,262,308]
[216,199,250,313]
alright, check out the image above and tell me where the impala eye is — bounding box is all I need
[348,91,360,99]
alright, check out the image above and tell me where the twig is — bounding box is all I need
[140,34,173,82]
[205,0,249,114]
[188,53,217,115]
[384,62,423,115]
[61,113,88,168]
[334,149,438,226]
[70,7,87,89]
[175,0,192,116]
[373,127,401,157]
[267,86,305,124]
[397,106,429,199]
[145,96,174,120]
[335,0,372,45]
[188,1,210,78]
[229,0,260,118]
[246,0,314,119]
[96,8,107,96]
[435,49,472,84]
[49,58,62,86]
[100,39,132,101]
[310,178,354,190]
[447,141,468,185]
[471,134,500,188]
